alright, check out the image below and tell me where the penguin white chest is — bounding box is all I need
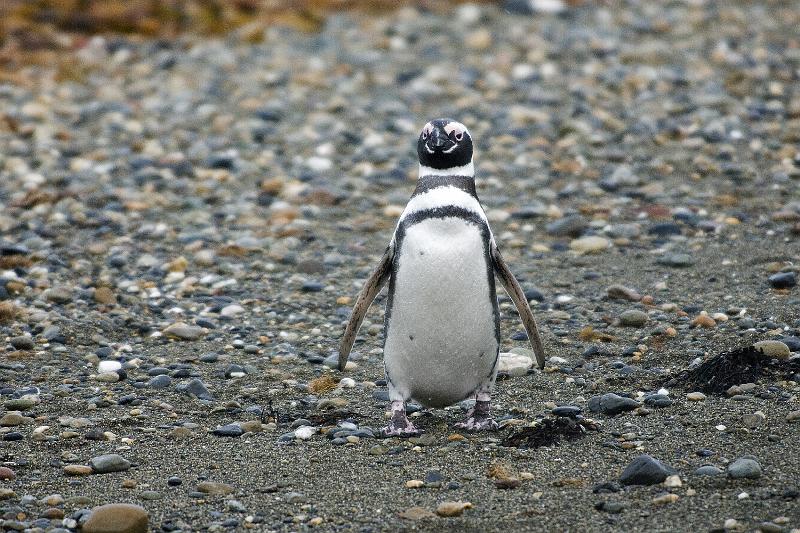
[384,217,499,407]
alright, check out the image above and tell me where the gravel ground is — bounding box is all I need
[2,1,800,532]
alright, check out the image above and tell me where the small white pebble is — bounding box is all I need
[294,426,315,440]
[338,377,356,388]
[97,360,122,373]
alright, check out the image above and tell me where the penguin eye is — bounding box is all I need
[455,132,463,141]
[422,132,428,140]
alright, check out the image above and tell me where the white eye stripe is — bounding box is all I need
[443,122,468,137]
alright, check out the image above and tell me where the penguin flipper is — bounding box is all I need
[491,243,546,369]
[338,247,393,371]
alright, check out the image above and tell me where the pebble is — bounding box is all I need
[588,393,640,416]
[606,285,642,302]
[753,340,791,360]
[182,378,214,400]
[82,503,148,533]
[435,501,472,517]
[551,405,581,417]
[652,493,679,505]
[620,455,677,485]
[618,309,648,327]
[213,424,244,437]
[196,482,235,495]
[0,412,32,426]
[89,454,131,474]
[399,507,436,520]
[98,360,122,373]
[728,457,762,479]
[163,322,206,341]
[692,313,716,328]
[148,374,173,389]
[787,411,800,423]
[93,287,117,305]
[657,253,694,268]
[497,352,533,376]
[294,426,316,440]
[694,465,724,476]
[686,392,706,401]
[570,236,611,254]
[63,465,93,476]
[545,215,587,237]
[10,336,34,350]
[0,467,16,480]
[742,412,766,429]
[768,272,796,289]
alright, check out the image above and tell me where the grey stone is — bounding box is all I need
[588,393,640,416]
[694,465,723,476]
[620,455,676,485]
[89,454,131,474]
[147,375,172,389]
[618,309,648,327]
[727,457,762,479]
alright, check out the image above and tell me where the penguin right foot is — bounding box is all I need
[381,403,423,437]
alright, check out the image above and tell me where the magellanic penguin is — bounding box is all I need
[339,118,545,436]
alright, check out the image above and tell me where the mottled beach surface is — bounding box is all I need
[1,1,800,531]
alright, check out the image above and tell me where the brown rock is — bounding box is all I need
[0,467,16,480]
[94,287,117,305]
[167,427,194,439]
[239,420,262,433]
[0,412,33,426]
[691,313,716,328]
[607,284,642,302]
[63,465,93,476]
[399,507,436,520]
[196,481,234,495]
[82,503,149,533]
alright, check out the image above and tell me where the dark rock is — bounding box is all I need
[620,455,676,486]
[545,215,587,237]
[588,393,639,415]
[147,375,172,389]
[213,424,243,437]
[769,272,796,289]
[181,378,213,401]
[551,406,581,417]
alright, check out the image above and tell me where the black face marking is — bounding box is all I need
[417,118,473,170]
[409,335,414,340]
[411,175,477,199]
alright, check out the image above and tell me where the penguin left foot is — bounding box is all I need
[455,400,499,432]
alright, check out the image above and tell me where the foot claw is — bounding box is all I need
[380,423,423,438]
[455,399,498,432]
[455,417,498,432]
[382,401,422,437]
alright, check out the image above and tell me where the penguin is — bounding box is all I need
[339,118,545,436]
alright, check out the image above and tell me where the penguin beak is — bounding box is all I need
[426,128,454,152]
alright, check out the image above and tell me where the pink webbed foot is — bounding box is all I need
[381,401,423,437]
[455,399,499,432]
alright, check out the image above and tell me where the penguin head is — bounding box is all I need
[417,118,473,170]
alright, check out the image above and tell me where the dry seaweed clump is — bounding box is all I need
[663,346,799,394]
[502,417,600,449]
[0,301,18,323]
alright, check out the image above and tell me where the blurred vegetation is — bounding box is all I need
[0,0,488,80]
